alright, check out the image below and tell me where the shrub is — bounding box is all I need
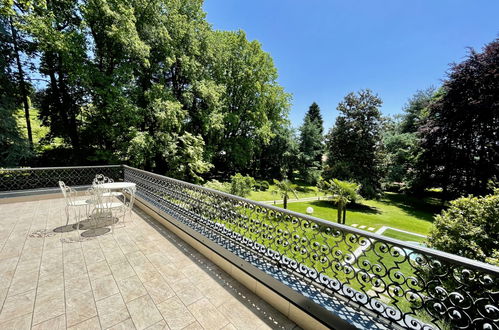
[230,173,256,197]
[204,179,230,193]
[255,180,270,191]
[428,189,499,266]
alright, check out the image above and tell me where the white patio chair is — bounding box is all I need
[92,174,123,197]
[92,186,135,233]
[58,181,94,232]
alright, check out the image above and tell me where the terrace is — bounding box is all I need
[0,165,497,330]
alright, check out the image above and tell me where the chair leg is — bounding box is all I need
[65,206,70,225]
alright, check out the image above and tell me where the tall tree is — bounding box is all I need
[324,89,384,198]
[382,88,435,188]
[417,39,499,197]
[272,179,298,209]
[0,14,30,165]
[298,102,324,184]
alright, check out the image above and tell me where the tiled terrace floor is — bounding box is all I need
[0,198,299,329]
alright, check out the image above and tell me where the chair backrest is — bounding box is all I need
[122,186,136,211]
[59,181,77,205]
[93,174,114,186]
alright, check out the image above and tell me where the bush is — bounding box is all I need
[204,179,230,193]
[230,173,256,197]
[254,180,270,191]
[428,189,499,266]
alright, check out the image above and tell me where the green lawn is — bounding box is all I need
[382,228,427,243]
[270,192,439,236]
[248,183,323,201]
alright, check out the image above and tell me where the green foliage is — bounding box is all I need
[271,179,299,209]
[297,102,324,184]
[428,189,499,266]
[204,179,230,193]
[229,173,256,197]
[254,180,270,191]
[0,15,31,166]
[324,89,384,198]
[417,39,499,197]
[319,178,361,223]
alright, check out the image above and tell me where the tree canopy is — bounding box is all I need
[417,39,499,197]
[324,89,384,198]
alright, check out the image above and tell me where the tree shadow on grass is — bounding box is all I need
[378,192,444,223]
[308,200,381,215]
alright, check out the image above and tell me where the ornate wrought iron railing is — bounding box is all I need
[0,165,123,192]
[123,166,499,330]
[0,165,497,329]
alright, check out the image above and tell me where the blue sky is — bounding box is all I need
[203,0,499,129]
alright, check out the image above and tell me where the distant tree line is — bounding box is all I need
[1,1,497,200]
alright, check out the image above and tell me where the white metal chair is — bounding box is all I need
[58,181,94,233]
[92,186,135,233]
[92,174,123,197]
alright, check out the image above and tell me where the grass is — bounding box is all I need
[382,228,427,243]
[248,183,323,201]
[274,192,437,236]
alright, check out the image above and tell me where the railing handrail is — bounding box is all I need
[123,165,499,274]
[0,165,122,171]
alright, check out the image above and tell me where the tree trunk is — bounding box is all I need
[342,207,346,224]
[9,17,33,147]
[283,195,288,209]
[337,203,342,223]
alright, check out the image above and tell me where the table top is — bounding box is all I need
[98,182,136,190]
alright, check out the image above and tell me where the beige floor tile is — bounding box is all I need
[157,296,196,330]
[0,289,35,323]
[65,275,92,297]
[142,278,174,304]
[145,320,169,330]
[116,275,148,302]
[33,295,65,325]
[64,261,87,279]
[66,290,98,327]
[170,278,203,306]
[83,248,106,264]
[0,313,32,330]
[31,314,66,330]
[109,261,136,280]
[155,264,185,283]
[221,323,237,330]
[92,274,120,301]
[108,318,136,330]
[195,279,235,308]
[67,316,101,330]
[96,293,130,329]
[182,321,204,330]
[133,262,163,283]
[8,270,39,295]
[188,298,229,329]
[218,299,268,330]
[87,260,112,280]
[126,295,163,330]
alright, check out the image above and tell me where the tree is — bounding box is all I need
[382,88,435,189]
[428,188,499,266]
[0,15,31,166]
[320,179,361,224]
[298,102,324,184]
[272,179,298,209]
[208,30,291,175]
[417,39,499,198]
[324,89,384,198]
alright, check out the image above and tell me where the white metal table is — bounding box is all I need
[99,182,136,190]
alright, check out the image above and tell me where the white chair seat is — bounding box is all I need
[95,202,124,209]
[68,200,92,207]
